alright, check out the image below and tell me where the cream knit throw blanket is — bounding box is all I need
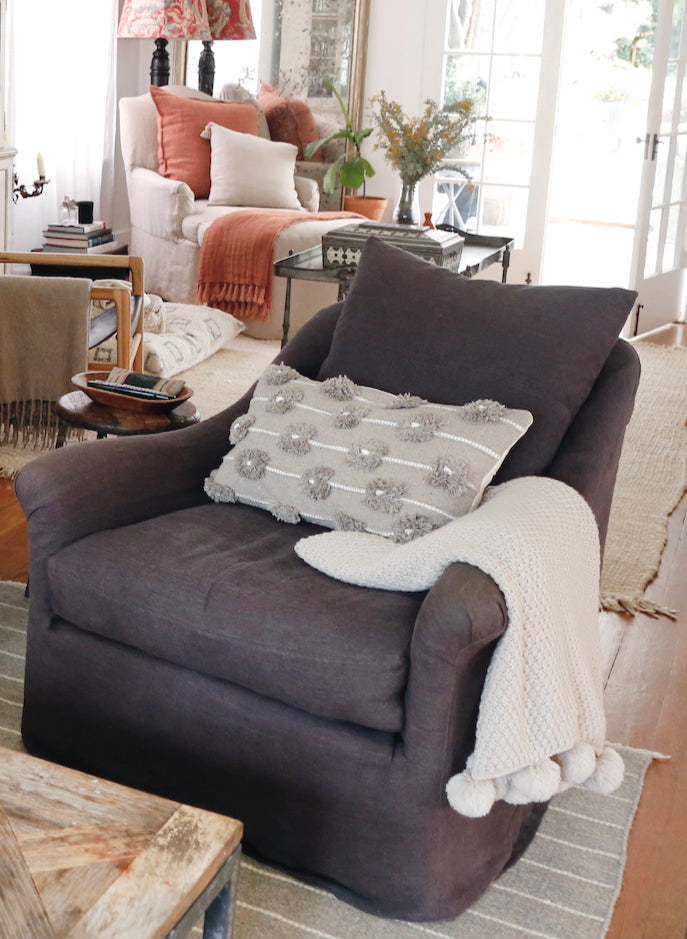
[295,476,624,817]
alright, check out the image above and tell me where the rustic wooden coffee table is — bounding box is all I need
[0,747,242,938]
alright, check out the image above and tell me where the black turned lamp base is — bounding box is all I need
[198,40,215,96]
[150,37,170,86]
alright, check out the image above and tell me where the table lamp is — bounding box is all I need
[118,0,212,87]
[198,0,256,96]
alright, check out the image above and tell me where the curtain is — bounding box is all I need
[7,0,118,251]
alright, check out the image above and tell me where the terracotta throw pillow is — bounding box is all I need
[205,365,532,541]
[150,86,259,198]
[257,81,323,161]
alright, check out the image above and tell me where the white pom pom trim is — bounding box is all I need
[504,759,561,805]
[446,745,625,816]
[583,746,625,794]
[446,772,497,817]
[555,742,597,786]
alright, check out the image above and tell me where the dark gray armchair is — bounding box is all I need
[16,239,640,921]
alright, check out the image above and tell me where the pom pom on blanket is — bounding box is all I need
[504,759,561,805]
[583,745,625,794]
[445,774,499,818]
[446,743,624,817]
[555,741,598,786]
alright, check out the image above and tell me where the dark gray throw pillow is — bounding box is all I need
[317,237,637,480]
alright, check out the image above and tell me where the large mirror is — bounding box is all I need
[183,0,370,129]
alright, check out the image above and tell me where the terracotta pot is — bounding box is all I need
[343,195,388,221]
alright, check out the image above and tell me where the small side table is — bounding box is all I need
[55,390,200,445]
[274,230,514,347]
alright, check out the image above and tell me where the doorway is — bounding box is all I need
[541,1,654,288]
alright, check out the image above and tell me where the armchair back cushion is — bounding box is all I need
[150,85,259,198]
[319,237,637,481]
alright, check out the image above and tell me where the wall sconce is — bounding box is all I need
[13,153,50,203]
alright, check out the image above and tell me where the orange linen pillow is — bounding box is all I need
[257,82,323,161]
[150,86,259,198]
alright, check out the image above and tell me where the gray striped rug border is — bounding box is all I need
[0,580,653,938]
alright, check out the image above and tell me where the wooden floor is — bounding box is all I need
[1,322,686,937]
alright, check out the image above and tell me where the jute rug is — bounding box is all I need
[599,341,687,619]
[0,578,656,938]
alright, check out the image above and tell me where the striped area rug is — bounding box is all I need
[0,579,653,938]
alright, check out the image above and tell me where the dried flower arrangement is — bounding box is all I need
[370,92,478,187]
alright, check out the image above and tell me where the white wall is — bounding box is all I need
[361,0,444,221]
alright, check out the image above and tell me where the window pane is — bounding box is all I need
[488,56,541,121]
[662,61,678,134]
[671,134,687,202]
[670,0,685,58]
[443,54,489,112]
[446,0,545,55]
[652,136,670,206]
[644,207,662,276]
[447,0,495,51]
[479,185,529,244]
[432,173,480,231]
[483,120,535,184]
[493,0,545,54]
[663,202,681,269]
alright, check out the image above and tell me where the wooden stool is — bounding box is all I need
[55,390,200,445]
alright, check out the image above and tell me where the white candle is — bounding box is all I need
[37,152,45,178]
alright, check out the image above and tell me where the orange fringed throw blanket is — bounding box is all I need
[196,209,360,322]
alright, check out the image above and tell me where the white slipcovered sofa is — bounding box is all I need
[119,85,354,340]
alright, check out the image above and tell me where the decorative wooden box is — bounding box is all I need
[322,222,465,271]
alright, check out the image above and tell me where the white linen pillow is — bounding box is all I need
[201,121,302,210]
[204,366,533,542]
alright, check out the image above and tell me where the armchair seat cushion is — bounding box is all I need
[46,502,423,731]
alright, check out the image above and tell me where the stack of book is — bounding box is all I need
[42,221,122,254]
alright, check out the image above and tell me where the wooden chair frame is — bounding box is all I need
[0,252,145,372]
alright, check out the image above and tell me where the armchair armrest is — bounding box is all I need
[15,392,253,567]
[294,175,320,212]
[125,167,195,241]
[403,561,508,779]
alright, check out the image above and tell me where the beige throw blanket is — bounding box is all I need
[295,476,625,816]
[197,209,358,321]
[0,275,90,450]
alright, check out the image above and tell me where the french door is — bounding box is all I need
[630,0,687,334]
[430,0,565,285]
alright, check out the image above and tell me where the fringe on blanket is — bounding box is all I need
[197,281,267,322]
[1,400,84,478]
[600,593,678,620]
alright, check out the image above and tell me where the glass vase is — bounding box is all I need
[393,180,421,225]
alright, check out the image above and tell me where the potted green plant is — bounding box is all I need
[304,78,387,220]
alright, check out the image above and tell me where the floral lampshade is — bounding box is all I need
[117,0,211,41]
[206,0,255,41]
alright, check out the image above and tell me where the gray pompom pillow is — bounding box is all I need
[205,365,533,542]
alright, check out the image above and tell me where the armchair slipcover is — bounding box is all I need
[16,240,640,921]
[119,85,354,340]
